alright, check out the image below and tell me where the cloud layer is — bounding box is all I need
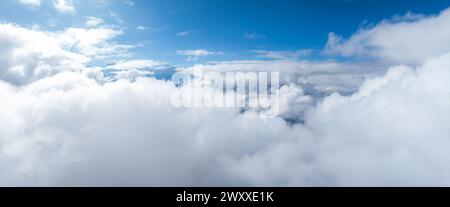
[1,6,450,187]
[0,51,449,186]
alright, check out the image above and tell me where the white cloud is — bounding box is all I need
[56,27,135,60]
[85,17,104,27]
[17,0,42,7]
[1,7,450,187]
[0,23,137,85]
[177,49,224,61]
[135,26,147,31]
[252,50,312,60]
[176,49,223,56]
[180,59,385,96]
[53,0,75,13]
[123,0,134,6]
[221,54,450,186]
[176,31,193,37]
[105,59,164,70]
[0,24,88,85]
[0,52,449,186]
[326,8,450,65]
[244,32,265,40]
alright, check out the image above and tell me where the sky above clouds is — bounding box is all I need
[0,0,450,186]
[3,0,450,64]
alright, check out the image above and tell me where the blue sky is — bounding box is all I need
[2,0,450,65]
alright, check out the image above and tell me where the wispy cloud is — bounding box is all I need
[85,16,104,27]
[176,49,224,56]
[252,49,312,60]
[110,12,124,24]
[122,0,134,6]
[135,26,147,31]
[176,30,193,37]
[176,49,224,61]
[106,59,164,70]
[17,0,42,7]
[244,32,265,40]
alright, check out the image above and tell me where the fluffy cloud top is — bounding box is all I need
[0,23,134,85]
[0,24,88,85]
[0,7,450,187]
[179,60,385,96]
[0,52,449,186]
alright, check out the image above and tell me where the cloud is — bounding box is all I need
[326,8,450,65]
[179,59,385,96]
[176,49,223,56]
[18,0,75,13]
[105,60,164,71]
[0,23,136,85]
[252,50,312,60]
[0,51,449,186]
[17,0,42,7]
[57,27,136,60]
[0,23,88,85]
[1,7,450,187]
[176,31,193,37]
[123,0,134,6]
[85,17,104,27]
[110,12,124,24]
[102,59,170,82]
[176,49,224,61]
[53,0,75,13]
[135,26,147,31]
[0,71,296,186]
[244,32,265,40]
[223,54,450,186]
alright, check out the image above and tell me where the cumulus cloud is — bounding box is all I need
[179,60,385,96]
[0,23,136,85]
[1,7,450,187]
[0,24,88,85]
[326,8,450,65]
[0,52,449,186]
[56,27,136,60]
[224,54,450,186]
